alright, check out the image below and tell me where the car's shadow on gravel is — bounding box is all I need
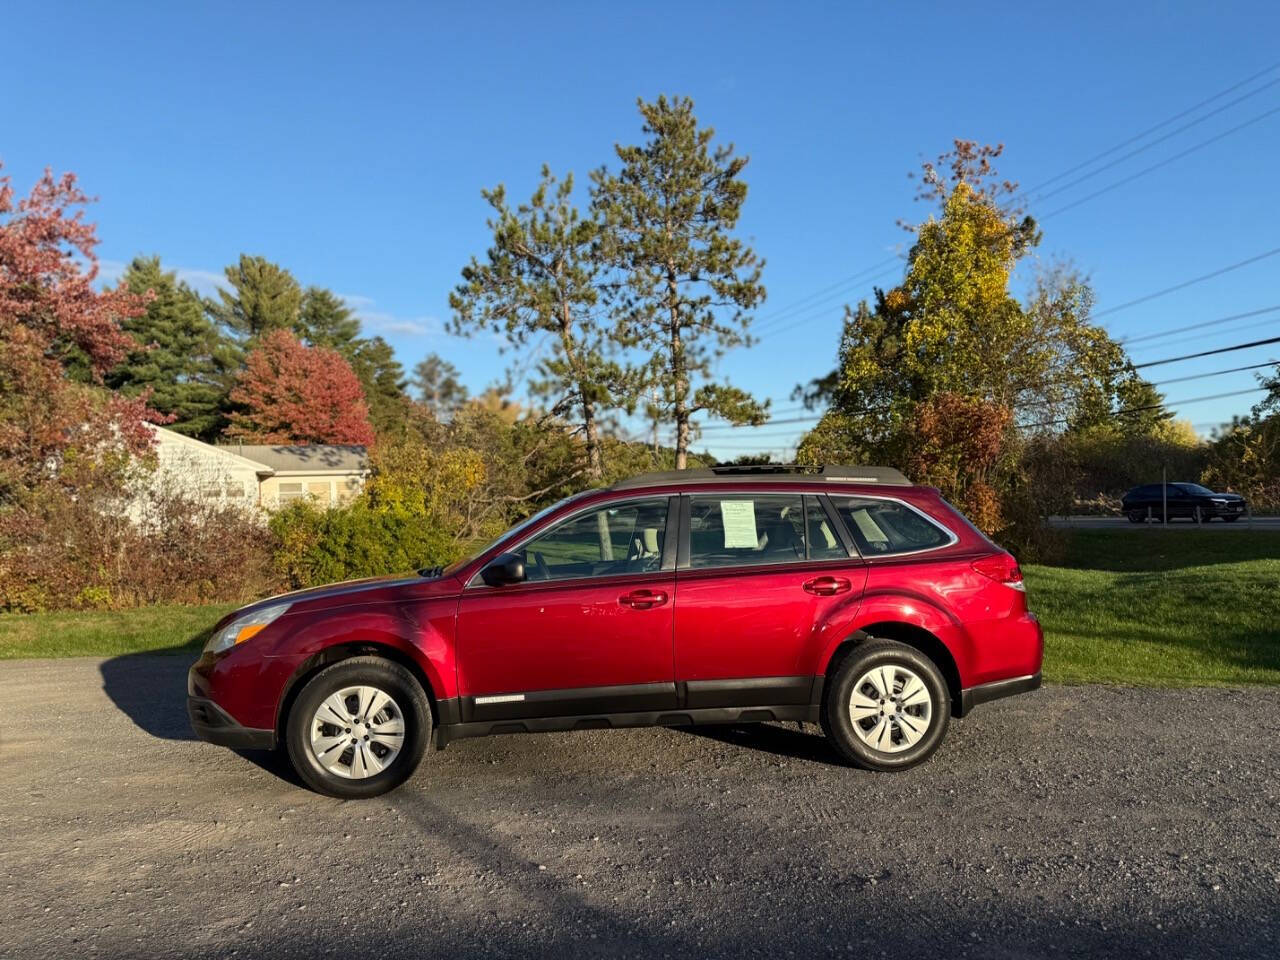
[678,722,847,765]
[100,646,306,785]
[100,647,200,742]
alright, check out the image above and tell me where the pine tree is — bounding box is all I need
[591,95,768,469]
[348,335,409,437]
[299,286,360,350]
[411,353,468,420]
[208,254,303,342]
[451,167,627,479]
[106,256,236,439]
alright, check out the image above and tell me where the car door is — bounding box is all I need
[673,492,867,708]
[454,496,678,722]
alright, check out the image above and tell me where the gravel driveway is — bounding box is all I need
[3,655,1278,959]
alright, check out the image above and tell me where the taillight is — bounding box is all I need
[972,553,1025,591]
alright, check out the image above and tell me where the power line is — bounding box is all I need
[1041,104,1280,220]
[1133,334,1280,369]
[1015,59,1280,198]
[1118,304,1280,344]
[755,263,903,341]
[696,342,1279,436]
[1155,361,1276,385]
[1093,246,1280,318]
[1025,77,1280,206]
[741,65,1280,344]
[750,255,902,333]
[1022,387,1266,429]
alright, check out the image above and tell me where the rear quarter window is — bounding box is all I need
[831,496,953,556]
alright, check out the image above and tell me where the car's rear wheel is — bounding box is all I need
[1127,510,1144,523]
[824,639,950,771]
[285,656,431,799]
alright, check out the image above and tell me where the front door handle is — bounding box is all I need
[803,576,851,596]
[619,589,669,609]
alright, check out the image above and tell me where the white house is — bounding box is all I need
[145,426,368,511]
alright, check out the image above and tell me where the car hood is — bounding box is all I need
[225,571,463,623]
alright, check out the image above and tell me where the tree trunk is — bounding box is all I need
[583,400,603,480]
[667,269,689,469]
[557,299,604,483]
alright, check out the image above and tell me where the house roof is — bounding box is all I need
[220,444,369,475]
[151,426,277,474]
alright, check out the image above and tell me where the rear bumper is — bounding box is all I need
[959,672,1042,715]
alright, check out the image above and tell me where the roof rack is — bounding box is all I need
[609,464,910,490]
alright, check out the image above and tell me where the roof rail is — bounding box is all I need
[608,464,910,490]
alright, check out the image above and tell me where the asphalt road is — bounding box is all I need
[1048,515,1280,530]
[4,656,1279,960]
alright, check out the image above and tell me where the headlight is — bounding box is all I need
[204,603,291,656]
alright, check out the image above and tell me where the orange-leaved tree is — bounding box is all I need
[226,328,375,445]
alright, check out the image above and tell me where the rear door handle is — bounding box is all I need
[619,589,668,609]
[803,576,851,596]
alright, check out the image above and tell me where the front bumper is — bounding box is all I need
[188,663,276,750]
[187,695,277,750]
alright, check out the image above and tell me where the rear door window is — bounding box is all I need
[687,494,806,569]
[830,497,952,556]
[684,494,853,569]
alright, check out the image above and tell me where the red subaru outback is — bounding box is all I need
[189,465,1043,798]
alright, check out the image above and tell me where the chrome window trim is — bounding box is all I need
[827,492,960,559]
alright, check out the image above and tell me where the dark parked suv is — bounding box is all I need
[189,465,1044,798]
[1121,482,1247,523]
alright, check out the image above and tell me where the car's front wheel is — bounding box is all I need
[285,656,431,799]
[824,639,950,771]
[1127,510,1144,523]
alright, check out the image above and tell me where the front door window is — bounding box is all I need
[519,498,668,581]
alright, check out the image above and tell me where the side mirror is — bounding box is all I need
[480,552,526,587]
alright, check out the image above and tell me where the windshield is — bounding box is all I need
[440,492,590,576]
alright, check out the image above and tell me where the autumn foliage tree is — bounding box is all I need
[797,142,1148,542]
[0,166,163,610]
[226,329,375,445]
[0,166,153,499]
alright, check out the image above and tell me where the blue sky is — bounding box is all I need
[3,1,1278,459]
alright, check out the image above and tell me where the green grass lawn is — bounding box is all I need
[1026,530,1280,686]
[0,602,236,660]
[2,530,1277,689]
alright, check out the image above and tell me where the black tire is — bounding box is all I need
[824,639,950,771]
[1127,511,1144,524]
[285,656,431,799]
[1223,515,1240,523]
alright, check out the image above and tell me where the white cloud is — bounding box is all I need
[98,263,437,338]
[340,293,440,338]
[95,259,224,296]
[174,267,225,296]
[97,258,127,283]
[357,311,441,338]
